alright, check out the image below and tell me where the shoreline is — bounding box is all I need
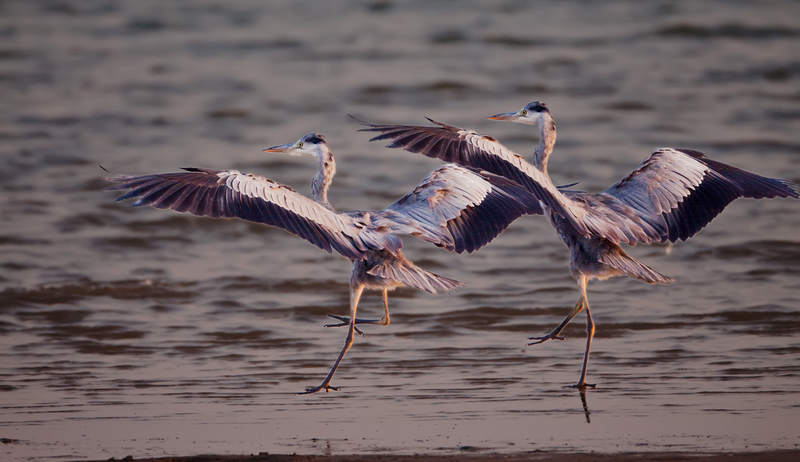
[93,449,800,462]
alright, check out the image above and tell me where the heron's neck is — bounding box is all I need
[533,112,556,173]
[312,145,336,211]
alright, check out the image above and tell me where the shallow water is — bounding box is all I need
[1,0,800,460]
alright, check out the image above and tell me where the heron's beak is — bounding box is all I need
[488,111,519,121]
[263,142,295,153]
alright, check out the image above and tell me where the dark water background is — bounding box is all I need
[2,1,799,460]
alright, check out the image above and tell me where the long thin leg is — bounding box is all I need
[325,288,391,331]
[565,275,596,390]
[527,275,587,345]
[298,284,364,395]
[568,303,596,389]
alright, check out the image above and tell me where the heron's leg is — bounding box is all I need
[298,284,364,395]
[565,275,596,390]
[325,288,391,329]
[527,275,587,346]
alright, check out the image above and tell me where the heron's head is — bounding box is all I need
[488,101,550,126]
[263,133,328,158]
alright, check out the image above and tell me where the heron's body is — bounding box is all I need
[361,102,799,388]
[106,133,537,393]
[551,212,672,285]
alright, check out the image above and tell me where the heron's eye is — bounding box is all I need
[520,109,528,116]
[297,141,303,148]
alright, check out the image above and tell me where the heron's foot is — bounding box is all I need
[325,314,389,333]
[526,333,566,346]
[563,382,596,390]
[296,383,341,395]
[323,315,365,336]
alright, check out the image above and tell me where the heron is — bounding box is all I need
[360,102,800,389]
[105,132,539,394]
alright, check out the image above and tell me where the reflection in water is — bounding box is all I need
[579,389,591,424]
[2,0,800,460]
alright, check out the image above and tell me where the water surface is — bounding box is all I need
[1,1,799,460]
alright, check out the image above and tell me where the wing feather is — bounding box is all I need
[605,148,799,243]
[362,120,593,238]
[364,121,799,245]
[105,168,387,259]
[362,120,674,245]
[378,164,539,253]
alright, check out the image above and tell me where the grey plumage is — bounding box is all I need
[106,132,537,393]
[360,101,799,389]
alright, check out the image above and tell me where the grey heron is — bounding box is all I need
[360,102,800,389]
[105,133,539,394]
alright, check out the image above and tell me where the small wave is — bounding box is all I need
[187,39,305,57]
[691,240,800,264]
[0,235,51,246]
[704,62,800,83]
[349,81,483,106]
[0,279,197,308]
[656,23,800,39]
[90,235,193,251]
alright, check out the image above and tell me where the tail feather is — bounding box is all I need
[599,251,675,285]
[367,260,464,294]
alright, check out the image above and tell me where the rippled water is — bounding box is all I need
[2,1,800,460]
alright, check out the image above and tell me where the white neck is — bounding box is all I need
[532,111,556,174]
[311,144,336,211]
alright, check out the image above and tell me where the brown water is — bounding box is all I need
[2,1,800,460]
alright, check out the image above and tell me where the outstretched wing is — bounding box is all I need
[361,119,594,237]
[105,168,399,259]
[361,120,799,246]
[378,163,541,253]
[603,148,800,243]
[360,119,662,244]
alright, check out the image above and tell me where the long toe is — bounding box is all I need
[297,384,341,395]
[324,314,350,327]
[326,314,385,326]
[324,315,364,336]
[527,334,566,345]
